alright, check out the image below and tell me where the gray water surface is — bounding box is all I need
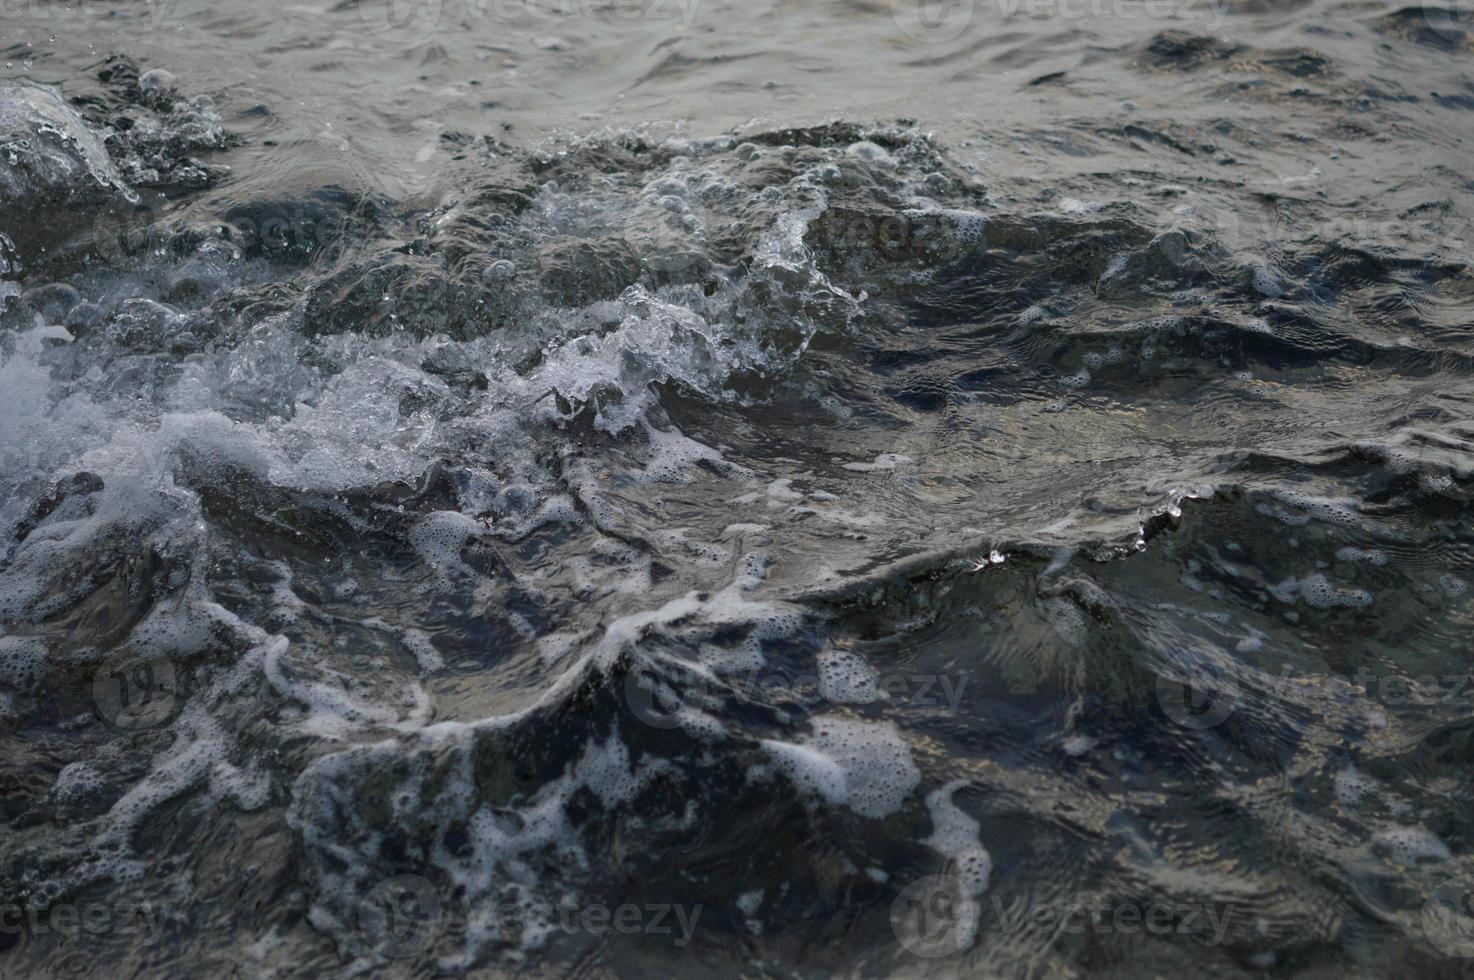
[3,1,1474,977]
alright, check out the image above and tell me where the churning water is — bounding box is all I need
[3,0,1474,976]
